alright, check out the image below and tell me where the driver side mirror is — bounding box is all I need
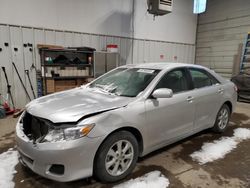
[152,88,173,99]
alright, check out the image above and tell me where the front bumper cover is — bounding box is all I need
[16,122,104,182]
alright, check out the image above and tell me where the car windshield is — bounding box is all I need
[89,68,160,97]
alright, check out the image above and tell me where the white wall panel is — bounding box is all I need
[22,27,37,100]
[45,30,56,45]
[116,38,122,64]
[10,26,27,107]
[143,41,150,63]
[99,36,107,51]
[137,40,144,63]
[132,40,139,64]
[106,36,114,46]
[152,42,159,62]
[34,29,45,68]
[55,31,64,46]
[158,43,165,62]
[126,39,133,64]
[81,34,91,47]
[149,41,155,62]
[90,35,99,50]
[72,33,82,47]
[64,32,73,47]
[165,43,172,62]
[119,38,128,66]
[0,24,195,108]
[0,25,13,106]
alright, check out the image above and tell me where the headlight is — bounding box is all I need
[63,124,95,140]
[43,124,95,142]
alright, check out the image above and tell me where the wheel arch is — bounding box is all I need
[113,127,144,155]
[93,126,144,169]
[224,101,232,114]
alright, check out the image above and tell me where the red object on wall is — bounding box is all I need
[160,55,164,59]
[107,44,118,52]
[107,44,118,48]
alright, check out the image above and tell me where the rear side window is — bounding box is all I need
[155,69,189,93]
[189,68,219,89]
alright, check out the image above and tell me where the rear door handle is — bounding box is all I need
[187,96,194,102]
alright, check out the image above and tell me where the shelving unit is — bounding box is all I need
[39,47,95,95]
[42,63,92,67]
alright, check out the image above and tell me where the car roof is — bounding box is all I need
[119,62,226,84]
[121,62,206,70]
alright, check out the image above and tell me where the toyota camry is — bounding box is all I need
[16,63,237,183]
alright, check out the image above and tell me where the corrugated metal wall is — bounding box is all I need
[0,24,195,108]
[195,0,250,78]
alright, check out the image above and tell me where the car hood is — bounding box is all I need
[26,87,134,123]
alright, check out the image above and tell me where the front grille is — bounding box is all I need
[22,112,49,142]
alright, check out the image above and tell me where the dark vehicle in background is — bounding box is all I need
[231,73,250,102]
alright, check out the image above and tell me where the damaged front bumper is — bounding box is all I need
[16,121,104,182]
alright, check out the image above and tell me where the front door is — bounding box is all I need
[145,68,195,149]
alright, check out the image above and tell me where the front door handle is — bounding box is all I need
[187,96,194,102]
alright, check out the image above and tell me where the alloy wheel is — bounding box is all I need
[218,108,229,130]
[105,140,134,176]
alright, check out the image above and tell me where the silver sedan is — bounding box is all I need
[16,63,237,183]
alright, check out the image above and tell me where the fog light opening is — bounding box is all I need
[49,164,65,175]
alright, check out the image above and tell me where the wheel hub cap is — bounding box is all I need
[105,140,134,176]
[218,108,229,129]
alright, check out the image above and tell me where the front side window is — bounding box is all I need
[89,68,160,97]
[189,68,218,89]
[155,69,189,93]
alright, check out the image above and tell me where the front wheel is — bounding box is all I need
[212,104,230,133]
[94,131,139,183]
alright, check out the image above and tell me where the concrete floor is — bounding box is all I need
[0,102,250,188]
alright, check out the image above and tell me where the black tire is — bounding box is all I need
[94,131,139,183]
[212,104,230,133]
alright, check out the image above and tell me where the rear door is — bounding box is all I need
[145,68,195,149]
[187,68,223,132]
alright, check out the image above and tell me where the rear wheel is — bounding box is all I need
[94,131,139,183]
[212,104,230,133]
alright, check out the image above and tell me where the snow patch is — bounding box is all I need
[190,128,250,164]
[0,148,19,188]
[114,171,169,188]
[233,128,250,141]
[190,137,237,164]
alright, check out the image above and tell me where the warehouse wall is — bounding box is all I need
[0,25,196,108]
[0,0,196,43]
[134,0,196,44]
[0,0,197,108]
[0,0,133,38]
[195,0,250,78]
